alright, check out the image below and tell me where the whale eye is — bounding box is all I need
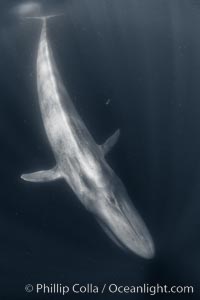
[110,197,117,206]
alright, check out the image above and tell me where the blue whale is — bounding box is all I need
[21,16,155,259]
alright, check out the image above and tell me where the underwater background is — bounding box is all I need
[1,0,200,298]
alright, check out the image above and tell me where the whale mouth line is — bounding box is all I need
[96,218,126,250]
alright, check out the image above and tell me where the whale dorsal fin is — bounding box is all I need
[101,129,120,155]
[21,166,61,183]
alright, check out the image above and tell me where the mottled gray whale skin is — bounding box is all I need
[21,17,155,259]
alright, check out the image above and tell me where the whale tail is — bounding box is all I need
[23,14,64,30]
[24,14,64,21]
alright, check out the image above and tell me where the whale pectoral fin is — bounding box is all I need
[21,166,61,183]
[101,129,120,155]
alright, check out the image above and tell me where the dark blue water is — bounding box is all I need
[1,0,200,299]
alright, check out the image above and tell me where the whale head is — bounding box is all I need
[92,178,155,259]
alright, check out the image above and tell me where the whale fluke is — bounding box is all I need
[21,166,61,183]
[24,14,64,21]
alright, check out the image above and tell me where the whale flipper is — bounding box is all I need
[101,129,120,155]
[21,166,61,183]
